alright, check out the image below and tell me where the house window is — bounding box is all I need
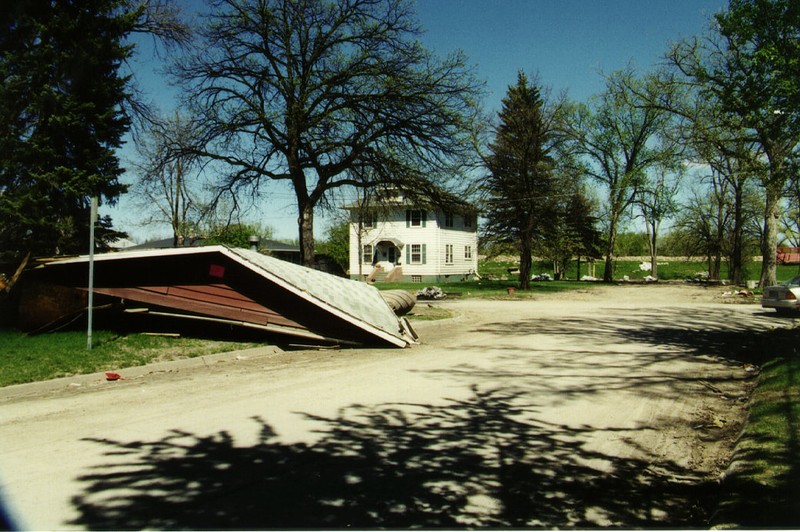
[406,243,426,264]
[406,209,426,227]
[412,275,422,283]
[411,244,422,263]
[362,244,373,264]
[362,212,375,228]
[464,213,474,228]
[444,212,454,228]
[445,244,454,264]
[465,245,473,260]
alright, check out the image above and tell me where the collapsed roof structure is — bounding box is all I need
[18,246,417,347]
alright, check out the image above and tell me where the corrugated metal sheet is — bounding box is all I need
[225,247,408,343]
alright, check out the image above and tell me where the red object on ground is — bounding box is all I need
[105,372,122,381]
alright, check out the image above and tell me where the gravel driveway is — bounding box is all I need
[0,283,785,528]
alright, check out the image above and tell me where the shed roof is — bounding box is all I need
[28,245,415,347]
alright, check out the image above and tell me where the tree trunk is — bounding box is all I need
[602,205,621,282]
[298,202,315,267]
[712,254,722,281]
[730,185,745,285]
[518,240,532,290]
[647,220,658,278]
[603,225,617,283]
[356,222,363,279]
[759,185,780,288]
[650,240,657,279]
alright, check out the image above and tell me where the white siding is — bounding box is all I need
[347,206,478,278]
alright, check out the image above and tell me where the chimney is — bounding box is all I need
[248,235,260,252]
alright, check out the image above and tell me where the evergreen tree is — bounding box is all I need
[0,0,137,259]
[481,72,567,290]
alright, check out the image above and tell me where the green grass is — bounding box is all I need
[405,305,455,321]
[716,330,800,527]
[0,329,259,387]
[746,352,800,483]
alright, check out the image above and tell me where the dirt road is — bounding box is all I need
[0,283,788,528]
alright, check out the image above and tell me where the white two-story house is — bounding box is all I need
[346,194,479,283]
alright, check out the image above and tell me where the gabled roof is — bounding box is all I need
[24,245,416,347]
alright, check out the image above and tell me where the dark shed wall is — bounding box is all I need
[19,250,395,345]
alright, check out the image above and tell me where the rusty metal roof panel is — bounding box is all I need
[39,245,415,347]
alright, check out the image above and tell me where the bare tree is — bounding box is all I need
[129,113,208,246]
[676,171,732,280]
[174,0,483,266]
[636,163,683,279]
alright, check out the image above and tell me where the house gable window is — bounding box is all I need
[362,212,375,228]
[464,213,475,228]
[444,212,454,228]
[406,209,426,228]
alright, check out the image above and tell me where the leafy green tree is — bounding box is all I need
[204,222,274,249]
[317,220,350,274]
[667,0,800,287]
[613,232,650,257]
[480,72,569,290]
[175,0,483,267]
[781,162,800,247]
[567,68,682,282]
[538,183,603,280]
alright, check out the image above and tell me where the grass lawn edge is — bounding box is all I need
[711,338,800,529]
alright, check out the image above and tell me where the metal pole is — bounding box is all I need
[87,196,98,350]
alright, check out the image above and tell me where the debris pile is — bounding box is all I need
[417,286,446,300]
[722,289,755,298]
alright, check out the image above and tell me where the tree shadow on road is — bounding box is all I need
[420,306,773,406]
[70,387,717,530]
[458,304,800,528]
[474,305,791,367]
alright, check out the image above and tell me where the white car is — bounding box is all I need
[761,276,800,314]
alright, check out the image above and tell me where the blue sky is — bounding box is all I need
[109,0,727,243]
[416,0,725,106]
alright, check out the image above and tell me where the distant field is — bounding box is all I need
[479,258,800,284]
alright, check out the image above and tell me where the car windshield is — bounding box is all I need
[783,276,800,287]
